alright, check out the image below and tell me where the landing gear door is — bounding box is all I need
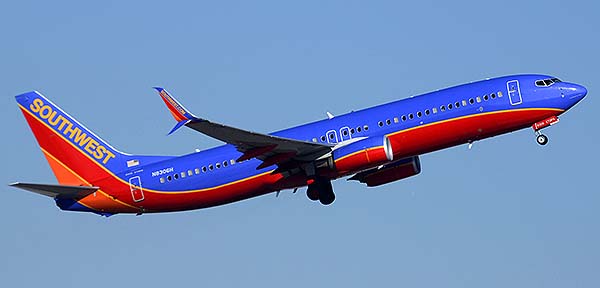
[507,80,522,105]
[129,176,144,202]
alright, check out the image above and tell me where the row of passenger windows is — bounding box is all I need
[376,91,504,127]
[310,90,504,143]
[159,159,238,183]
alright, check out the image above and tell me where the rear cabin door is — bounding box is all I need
[129,176,144,202]
[507,80,523,105]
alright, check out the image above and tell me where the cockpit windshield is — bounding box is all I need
[535,78,561,87]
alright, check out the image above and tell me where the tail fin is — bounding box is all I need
[15,91,129,185]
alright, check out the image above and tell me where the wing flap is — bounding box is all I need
[10,182,99,199]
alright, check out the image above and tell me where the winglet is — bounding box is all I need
[168,120,190,135]
[153,87,198,122]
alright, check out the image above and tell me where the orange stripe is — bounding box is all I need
[40,147,141,212]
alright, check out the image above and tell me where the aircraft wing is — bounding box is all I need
[154,87,333,168]
[10,182,99,199]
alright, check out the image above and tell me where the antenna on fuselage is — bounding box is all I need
[326,111,334,119]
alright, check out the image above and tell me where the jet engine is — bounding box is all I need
[332,135,393,174]
[348,156,421,187]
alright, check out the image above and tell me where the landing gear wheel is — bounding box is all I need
[536,134,548,146]
[317,179,335,205]
[306,186,319,201]
[319,192,335,205]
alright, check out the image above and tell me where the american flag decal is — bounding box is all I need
[127,159,140,167]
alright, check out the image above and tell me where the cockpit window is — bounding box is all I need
[535,78,562,87]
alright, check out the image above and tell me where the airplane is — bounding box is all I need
[10,74,587,216]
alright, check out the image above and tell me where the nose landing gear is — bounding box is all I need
[536,133,548,146]
[532,116,559,146]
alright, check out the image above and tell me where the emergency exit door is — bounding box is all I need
[129,176,144,202]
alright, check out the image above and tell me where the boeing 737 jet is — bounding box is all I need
[10,74,587,216]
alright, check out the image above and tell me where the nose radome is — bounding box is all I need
[575,84,588,99]
[562,83,587,100]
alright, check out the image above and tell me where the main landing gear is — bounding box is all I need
[306,177,335,205]
[532,116,559,146]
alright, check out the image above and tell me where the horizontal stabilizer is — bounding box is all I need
[9,182,99,199]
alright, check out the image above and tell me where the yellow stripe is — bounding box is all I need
[21,104,563,196]
[334,108,563,163]
[385,107,563,138]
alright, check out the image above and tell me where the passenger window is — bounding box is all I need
[364,125,369,131]
[174,174,179,180]
[455,102,460,108]
[401,115,407,121]
[181,172,186,178]
[223,161,228,167]
[469,98,475,104]
[357,126,362,132]
[432,107,438,114]
[329,133,335,139]
[386,119,391,125]
[425,109,430,115]
[409,113,414,119]
[476,96,482,103]
[167,175,172,181]
[350,128,355,134]
[440,105,446,112]
[202,166,207,172]
[209,165,214,171]
[230,159,236,165]
[342,130,348,136]
[195,168,200,174]
[498,91,503,97]
[188,170,193,176]
[483,95,489,101]
[393,117,399,123]
[378,121,384,127]
[160,177,165,183]
[216,163,221,169]
[417,111,422,117]
[448,104,453,110]
[462,100,467,106]
[312,138,317,142]
[320,136,326,142]
[491,93,496,99]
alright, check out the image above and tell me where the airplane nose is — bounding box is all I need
[576,84,588,99]
[561,83,587,108]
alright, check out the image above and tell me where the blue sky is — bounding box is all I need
[1,0,598,287]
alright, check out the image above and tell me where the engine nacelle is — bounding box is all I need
[332,135,393,174]
[349,156,421,187]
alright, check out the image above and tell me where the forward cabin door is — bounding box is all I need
[507,80,523,105]
[129,176,145,202]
